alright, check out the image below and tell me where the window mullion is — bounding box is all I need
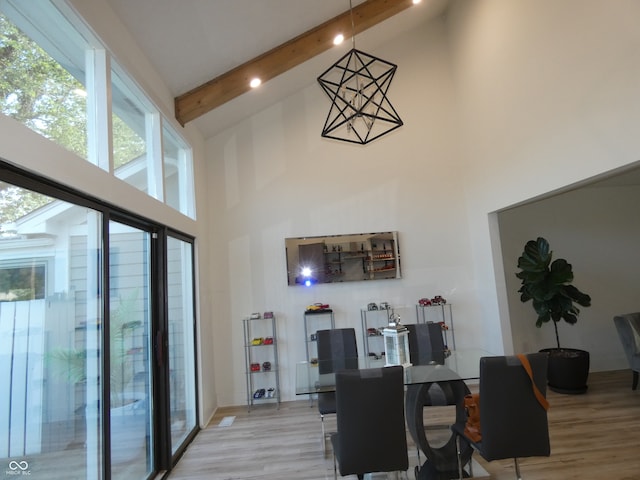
[86,49,112,172]
[177,148,194,217]
[146,112,164,201]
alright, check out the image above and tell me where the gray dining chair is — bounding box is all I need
[613,313,640,390]
[316,328,358,452]
[451,353,550,479]
[405,321,461,475]
[331,365,409,479]
[406,322,446,365]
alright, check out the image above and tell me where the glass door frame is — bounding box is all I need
[163,229,199,466]
[0,159,200,479]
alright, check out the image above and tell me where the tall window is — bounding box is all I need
[0,8,89,159]
[0,2,196,219]
[111,66,153,196]
[164,128,195,218]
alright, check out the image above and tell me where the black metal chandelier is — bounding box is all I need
[317,2,403,145]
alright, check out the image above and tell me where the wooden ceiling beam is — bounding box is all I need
[174,0,418,125]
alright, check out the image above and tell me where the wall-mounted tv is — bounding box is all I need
[285,231,401,286]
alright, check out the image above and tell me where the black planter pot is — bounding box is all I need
[539,347,589,395]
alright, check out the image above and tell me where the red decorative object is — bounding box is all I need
[431,296,446,305]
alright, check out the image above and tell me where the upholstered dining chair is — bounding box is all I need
[613,313,640,390]
[406,322,446,365]
[331,365,409,479]
[316,328,358,451]
[451,353,551,479]
[405,321,456,472]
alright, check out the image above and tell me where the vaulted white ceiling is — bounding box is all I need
[105,0,451,138]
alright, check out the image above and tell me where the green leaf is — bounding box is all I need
[536,311,551,327]
[516,237,591,343]
[562,312,578,324]
[563,284,591,307]
[549,259,574,284]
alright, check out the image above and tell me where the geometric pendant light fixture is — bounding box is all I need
[317,1,403,144]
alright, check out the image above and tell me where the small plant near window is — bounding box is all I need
[48,289,142,407]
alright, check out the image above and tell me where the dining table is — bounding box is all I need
[295,348,494,479]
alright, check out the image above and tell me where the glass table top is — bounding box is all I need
[295,349,494,395]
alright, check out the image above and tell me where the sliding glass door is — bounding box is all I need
[108,221,153,479]
[0,184,105,478]
[166,235,197,455]
[0,170,198,479]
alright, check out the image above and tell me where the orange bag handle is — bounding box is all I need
[517,354,550,411]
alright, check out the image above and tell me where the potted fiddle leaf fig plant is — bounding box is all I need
[516,237,592,394]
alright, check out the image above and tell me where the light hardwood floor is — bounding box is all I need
[167,370,640,480]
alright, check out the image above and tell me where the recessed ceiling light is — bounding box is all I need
[249,78,261,88]
[413,0,422,4]
[333,33,344,45]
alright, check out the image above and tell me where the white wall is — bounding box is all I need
[206,17,488,406]
[445,0,640,360]
[206,0,640,406]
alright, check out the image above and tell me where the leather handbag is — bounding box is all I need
[463,393,482,442]
[463,354,549,444]
[516,354,550,411]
